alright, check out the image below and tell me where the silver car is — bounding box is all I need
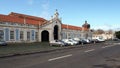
[49,40,65,47]
[0,41,7,46]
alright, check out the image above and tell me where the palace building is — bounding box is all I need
[0,10,92,43]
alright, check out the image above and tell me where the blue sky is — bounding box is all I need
[0,0,120,30]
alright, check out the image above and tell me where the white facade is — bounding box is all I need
[92,33,114,40]
[0,10,92,43]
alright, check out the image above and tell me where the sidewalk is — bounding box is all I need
[0,42,83,58]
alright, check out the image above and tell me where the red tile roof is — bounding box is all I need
[9,12,46,22]
[0,14,23,24]
[0,12,89,31]
[0,12,47,25]
[62,24,82,31]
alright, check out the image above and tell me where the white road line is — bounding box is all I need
[114,43,120,45]
[48,54,72,61]
[84,49,95,53]
[102,45,115,48]
[102,46,108,48]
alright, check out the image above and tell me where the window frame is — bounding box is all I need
[10,30,14,40]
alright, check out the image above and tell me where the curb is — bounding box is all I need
[0,45,83,58]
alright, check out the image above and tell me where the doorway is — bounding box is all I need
[41,30,49,42]
[54,25,59,40]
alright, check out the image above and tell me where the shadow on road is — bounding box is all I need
[92,57,120,68]
[93,64,120,68]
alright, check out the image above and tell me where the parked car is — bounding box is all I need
[91,39,100,43]
[73,38,81,44]
[49,40,67,47]
[73,38,80,41]
[80,39,88,44]
[59,40,69,46]
[69,39,79,45]
[97,38,105,42]
[112,38,120,41]
[62,39,74,45]
[0,40,7,46]
[82,39,91,44]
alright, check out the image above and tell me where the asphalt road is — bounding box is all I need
[0,41,120,68]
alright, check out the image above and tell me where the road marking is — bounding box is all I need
[84,49,95,53]
[113,43,120,45]
[48,54,72,61]
[102,45,115,48]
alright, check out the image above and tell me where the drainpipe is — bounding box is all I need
[38,21,41,42]
[67,24,68,39]
[23,16,27,42]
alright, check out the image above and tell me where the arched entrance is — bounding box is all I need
[41,30,49,42]
[54,25,59,40]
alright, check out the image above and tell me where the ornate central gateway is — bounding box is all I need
[54,25,59,40]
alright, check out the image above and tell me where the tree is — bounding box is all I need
[93,29,105,34]
[115,31,120,39]
[108,29,113,34]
